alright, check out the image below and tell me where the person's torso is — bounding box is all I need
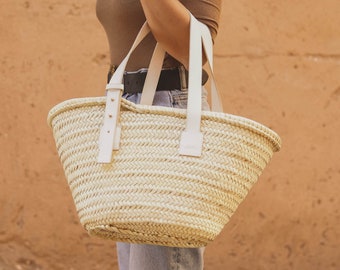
[96,0,221,70]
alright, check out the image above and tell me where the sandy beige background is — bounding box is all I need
[1,1,339,269]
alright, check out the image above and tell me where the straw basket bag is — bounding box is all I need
[48,15,281,248]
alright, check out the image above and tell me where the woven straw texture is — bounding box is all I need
[48,97,281,247]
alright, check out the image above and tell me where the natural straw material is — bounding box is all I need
[48,97,281,247]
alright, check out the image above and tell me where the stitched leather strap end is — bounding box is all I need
[179,131,203,157]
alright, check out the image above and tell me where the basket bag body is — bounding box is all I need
[48,15,281,248]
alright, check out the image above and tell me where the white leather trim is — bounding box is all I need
[185,15,203,133]
[178,15,204,156]
[140,43,166,105]
[200,24,224,113]
[109,22,151,87]
[98,14,225,162]
[179,131,204,157]
[97,88,122,163]
[98,22,152,163]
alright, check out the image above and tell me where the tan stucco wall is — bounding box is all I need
[0,1,339,269]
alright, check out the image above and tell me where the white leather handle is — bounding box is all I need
[177,14,204,157]
[140,43,166,105]
[140,15,223,113]
[107,22,152,88]
[98,14,224,162]
[139,15,223,157]
[200,22,224,113]
[98,22,153,163]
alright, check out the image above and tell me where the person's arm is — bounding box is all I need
[139,0,191,68]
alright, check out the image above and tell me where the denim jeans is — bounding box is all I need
[117,79,210,270]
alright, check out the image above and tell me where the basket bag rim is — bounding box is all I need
[47,96,282,152]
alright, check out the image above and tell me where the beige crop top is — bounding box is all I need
[96,0,221,70]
